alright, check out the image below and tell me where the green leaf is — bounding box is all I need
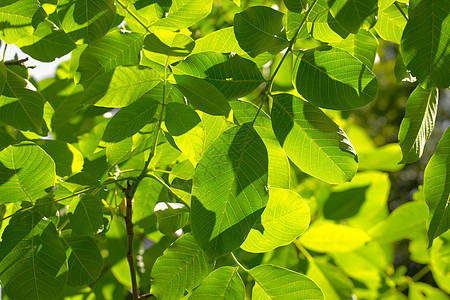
[106,137,133,167]
[0,142,55,204]
[57,0,116,43]
[430,236,450,293]
[150,0,213,29]
[0,62,6,95]
[155,202,189,235]
[0,0,46,44]
[398,86,439,163]
[271,93,358,184]
[133,177,163,232]
[174,75,231,116]
[284,0,307,13]
[189,266,245,300]
[0,210,67,300]
[165,102,201,136]
[191,124,269,258]
[424,128,450,246]
[0,68,46,133]
[102,96,159,142]
[36,140,84,177]
[307,0,349,43]
[374,2,408,44]
[329,0,378,34]
[250,264,324,299]
[330,29,378,69]
[143,30,195,66]
[61,235,103,286]
[68,195,103,236]
[83,65,160,107]
[14,20,76,62]
[150,233,213,299]
[172,123,205,166]
[78,29,145,87]
[241,188,310,253]
[400,0,450,88]
[368,201,429,243]
[299,221,371,252]
[293,46,378,110]
[234,6,289,58]
[173,52,265,100]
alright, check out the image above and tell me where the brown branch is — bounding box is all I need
[4,57,28,66]
[125,181,139,300]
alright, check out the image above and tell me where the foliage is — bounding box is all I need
[0,0,449,299]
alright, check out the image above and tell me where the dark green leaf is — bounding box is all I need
[36,139,84,177]
[293,46,378,110]
[307,0,349,42]
[165,102,201,136]
[189,266,245,299]
[155,202,189,235]
[329,0,378,34]
[234,6,289,57]
[68,195,103,236]
[191,124,269,258]
[284,0,307,13]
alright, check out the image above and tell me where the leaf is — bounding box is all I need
[102,96,159,142]
[0,68,46,133]
[173,123,205,166]
[78,29,145,87]
[61,235,103,286]
[165,102,201,136]
[0,142,55,204]
[400,0,450,88]
[68,195,103,236]
[83,65,160,107]
[14,20,76,62]
[241,188,310,253]
[36,140,84,177]
[424,128,450,246]
[271,93,358,184]
[0,62,6,95]
[106,137,133,167]
[398,86,439,163]
[330,29,378,69]
[0,210,67,299]
[155,202,189,235]
[293,46,378,110]
[374,2,408,44]
[150,233,212,299]
[191,124,269,258]
[299,221,371,252]
[284,0,307,13]
[430,237,450,293]
[234,6,289,58]
[0,0,46,44]
[307,0,349,43]
[174,75,231,116]
[57,0,116,43]
[368,202,429,243]
[173,52,265,100]
[250,264,324,299]
[329,0,378,34]
[189,266,245,300]
[150,0,213,29]
[143,30,195,66]
[133,177,164,232]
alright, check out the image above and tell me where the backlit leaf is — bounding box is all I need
[150,0,213,29]
[155,202,189,235]
[374,2,408,44]
[307,0,349,43]
[36,140,84,177]
[329,0,378,34]
[68,195,103,236]
[165,102,201,136]
[189,266,245,299]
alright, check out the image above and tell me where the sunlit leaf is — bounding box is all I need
[0,210,67,299]
[172,123,205,166]
[271,93,358,184]
[133,177,163,232]
[0,142,55,204]
[0,62,6,95]
[293,46,378,110]
[398,85,439,163]
[165,102,201,136]
[329,0,378,34]
[150,0,213,29]
[192,124,268,258]
[374,2,408,44]
[424,128,450,246]
[400,0,450,88]
[307,0,349,43]
[189,266,245,299]
[234,6,289,57]
[150,233,213,299]
[250,264,324,299]
[155,202,189,235]
[36,140,84,177]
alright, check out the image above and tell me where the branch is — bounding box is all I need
[4,57,28,66]
[124,181,139,300]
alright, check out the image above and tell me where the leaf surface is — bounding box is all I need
[374,2,407,44]
[151,0,213,28]
[329,0,378,34]
[68,195,103,236]
[143,30,194,66]
[189,266,245,299]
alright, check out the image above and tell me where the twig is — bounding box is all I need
[4,57,28,66]
[124,181,139,300]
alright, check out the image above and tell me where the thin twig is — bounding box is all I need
[4,57,28,66]
[231,252,248,272]
[124,182,139,300]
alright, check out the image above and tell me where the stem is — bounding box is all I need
[394,2,408,21]
[231,252,248,272]
[124,183,139,300]
[411,265,430,281]
[4,57,28,66]
[1,43,6,61]
[294,240,314,262]
[115,0,151,33]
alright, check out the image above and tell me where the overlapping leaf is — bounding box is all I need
[173,52,265,100]
[398,86,439,163]
[150,233,212,299]
[374,2,407,44]
[165,102,201,136]
[68,195,103,236]
[271,93,358,184]
[78,29,145,87]
[189,266,245,299]
[329,0,378,34]
[155,202,189,235]
[234,6,289,57]
[0,210,67,299]
[150,0,213,29]
[424,128,450,246]
[191,124,269,258]
[36,140,84,177]
[307,0,349,43]
[400,0,450,88]
[0,142,55,204]
[83,65,160,107]
[293,46,378,110]
[57,0,116,43]
[250,264,324,299]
